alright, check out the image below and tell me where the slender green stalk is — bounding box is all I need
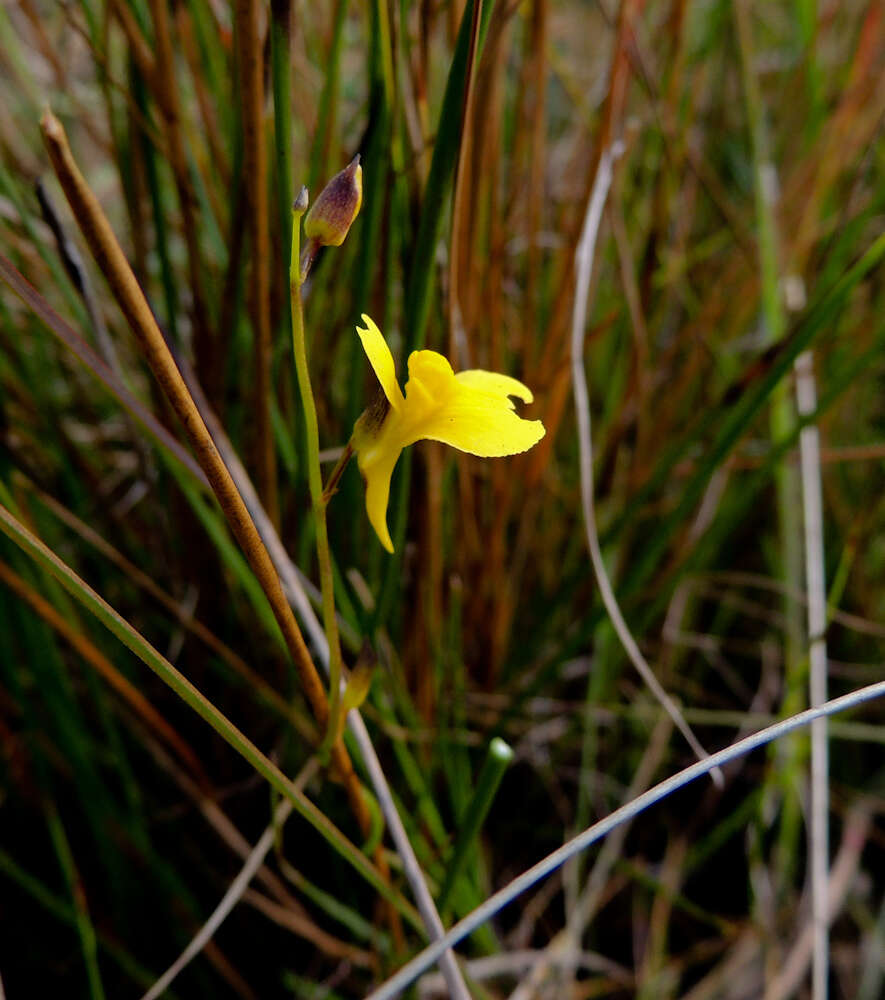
[438,737,513,916]
[289,199,345,753]
[38,111,377,844]
[794,0,823,137]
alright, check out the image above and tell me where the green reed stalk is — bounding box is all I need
[438,737,513,917]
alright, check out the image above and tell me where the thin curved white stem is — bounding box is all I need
[363,679,885,1000]
[570,142,723,786]
[140,799,295,1000]
[795,348,829,1000]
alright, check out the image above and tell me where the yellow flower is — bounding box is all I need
[352,315,546,552]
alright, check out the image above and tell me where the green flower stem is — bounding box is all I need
[438,737,513,917]
[289,200,344,754]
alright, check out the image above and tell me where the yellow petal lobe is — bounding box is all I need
[416,366,545,457]
[455,369,534,404]
[359,446,400,553]
[405,350,458,406]
[356,314,404,410]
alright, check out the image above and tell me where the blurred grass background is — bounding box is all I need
[0,0,884,997]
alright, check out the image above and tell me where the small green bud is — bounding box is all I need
[304,155,362,247]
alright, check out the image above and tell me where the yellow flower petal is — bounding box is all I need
[359,445,400,553]
[416,367,545,458]
[405,350,457,405]
[356,314,404,410]
[455,369,534,404]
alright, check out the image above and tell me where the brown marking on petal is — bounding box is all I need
[356,388,391,439]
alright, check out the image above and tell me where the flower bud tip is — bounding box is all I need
[293,186,309,215]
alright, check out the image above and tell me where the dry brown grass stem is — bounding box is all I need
[17,0,66,87]
[108,0,157,89]
[484,0,648,666]
[145,0,215,399]
[444,3,485,638]
[446,0,483,366]
[234,0,278,526]
[243,888,375,968]
[39,109,373,841]
[176,5,230,194]
[525,0,548,363]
